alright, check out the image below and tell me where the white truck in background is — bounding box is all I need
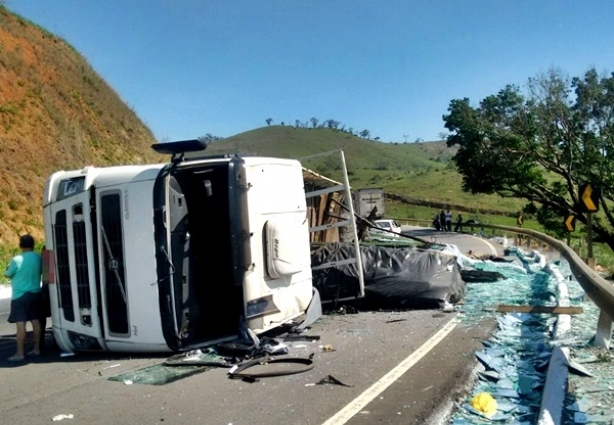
[353,188,385,219]
[42,139,316,353]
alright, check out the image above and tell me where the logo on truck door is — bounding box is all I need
[123,190,130,219]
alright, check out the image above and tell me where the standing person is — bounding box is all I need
[454,214,463,232]
[445,209,452,231]
[4,234,42,361]
[439,210,446,231]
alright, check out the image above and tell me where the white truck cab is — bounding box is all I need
[42,140,314,353]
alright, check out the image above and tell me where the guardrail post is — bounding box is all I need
[594,311,613,349]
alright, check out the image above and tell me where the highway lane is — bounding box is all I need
[0,230,505,425]
[401,226,501,257]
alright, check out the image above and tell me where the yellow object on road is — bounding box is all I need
[470,392,497,417]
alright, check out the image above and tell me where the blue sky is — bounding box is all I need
[6,1,614,143]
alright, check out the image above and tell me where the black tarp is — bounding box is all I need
[311,243,466,308]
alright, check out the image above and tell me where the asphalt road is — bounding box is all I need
[0,229,505,425]
[0,297,9,316]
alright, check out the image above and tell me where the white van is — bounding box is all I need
[371,219,402,238]
[42,140,314,353]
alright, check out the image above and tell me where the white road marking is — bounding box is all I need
[467,234,498,255]
[321,317,459,425]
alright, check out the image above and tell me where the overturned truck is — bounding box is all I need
[42,140,318,353]
[43,140,463,354]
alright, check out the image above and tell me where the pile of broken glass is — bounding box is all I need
[449,245,613,425]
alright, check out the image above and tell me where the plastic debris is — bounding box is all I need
[567,361,593,377]
[321,344,335,352]
[385,319,407,324]
[101,363,121,371]
[478,370,499,382]
[52,414,74,421]
[566,398,597,412]
[470,392,498,417]
[263,341,289,355]
[316,374,353,387]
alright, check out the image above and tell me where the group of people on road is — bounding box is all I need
[4,234,50,362]
[432,209,464,232]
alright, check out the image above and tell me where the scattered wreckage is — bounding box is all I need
[41,138,492,357]
[43,139,328,354]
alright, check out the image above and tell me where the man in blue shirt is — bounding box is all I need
[4,234,42,361]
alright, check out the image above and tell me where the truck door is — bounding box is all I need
[48,189,103,339]
[95,189,131,341]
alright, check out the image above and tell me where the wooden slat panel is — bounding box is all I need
[496,305,584,314]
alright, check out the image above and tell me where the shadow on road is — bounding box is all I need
[0,328,169,368]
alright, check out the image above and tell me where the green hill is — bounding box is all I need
[202,125,525,220]
[205,126,451,171]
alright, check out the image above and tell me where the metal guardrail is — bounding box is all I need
[396,218,432,225]
[474,223,614,349]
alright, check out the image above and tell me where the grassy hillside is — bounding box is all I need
[203,125,526,218]
[205,126,452,172]
[0,7,163,247]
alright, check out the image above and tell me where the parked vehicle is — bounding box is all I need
[371,219,402,237]
[353,188,385,219]
[42,139,315,353]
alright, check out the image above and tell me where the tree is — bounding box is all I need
[197,133,223,145]
[443,67,614,249]
[326,119,340,130]
[310,117,319,128]
[265,118,273,126]
[359,129,370,139]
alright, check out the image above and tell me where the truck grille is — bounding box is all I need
[73,220,91,309]
[54,210,75,322]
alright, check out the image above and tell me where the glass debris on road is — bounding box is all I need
[108,363,211,385]
[107,349,229,385]
[449,246,613,425]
